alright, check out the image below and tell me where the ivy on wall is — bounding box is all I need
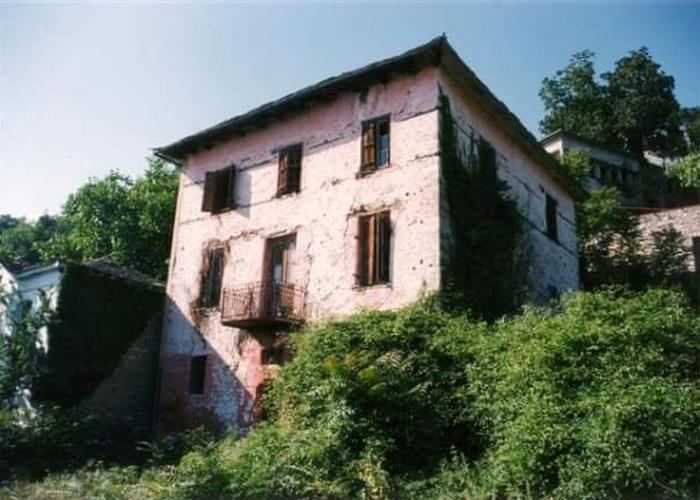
[37,262,164,406]
[438,92,525,320]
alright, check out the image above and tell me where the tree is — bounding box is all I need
[682,106,700,152]
[559,149,593,186]
[39,158,178,279]
[539,51,613,144]
[576,187,643,289]
[603,47,685,158]
[0,287,52,405]
[540,48,686,158]
[0,215,59,269]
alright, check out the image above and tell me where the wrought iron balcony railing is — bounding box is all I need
[221,280,308,328]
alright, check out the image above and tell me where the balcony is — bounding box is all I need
[221,280,308,328]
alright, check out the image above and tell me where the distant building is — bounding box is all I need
[154,37,581,432]
[0,261,61,348]
[541,130,667,209]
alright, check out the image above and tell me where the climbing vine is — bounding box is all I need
[438,92,525,319]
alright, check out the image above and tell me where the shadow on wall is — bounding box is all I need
[155,296,291,434]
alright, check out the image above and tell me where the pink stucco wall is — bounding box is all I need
[158,67,442,432]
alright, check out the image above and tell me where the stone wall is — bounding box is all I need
[638,204,700,272]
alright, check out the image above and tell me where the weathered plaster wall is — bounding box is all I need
[638,204,700,272]
[437,72,579,302]
[158,68,442,432]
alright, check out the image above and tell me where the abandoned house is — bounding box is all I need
[154,36,581,432]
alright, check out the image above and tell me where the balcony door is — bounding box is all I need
[264,235,296,318]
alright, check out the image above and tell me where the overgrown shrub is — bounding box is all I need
[466,289,699,499]
[5,290,699,499]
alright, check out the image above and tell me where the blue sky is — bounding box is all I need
[1,2,698,219]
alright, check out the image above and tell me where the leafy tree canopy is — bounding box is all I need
[541,48,688,158]
[38,157,178,279]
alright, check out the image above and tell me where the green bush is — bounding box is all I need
[6,289,699,499]
[466,289,699,499]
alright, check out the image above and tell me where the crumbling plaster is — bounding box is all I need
[159,68,443,431]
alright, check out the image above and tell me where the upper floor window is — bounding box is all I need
[201,247,224,308]
[545,194,558,242]
[356,211,391,287]
[277,144,302,196]
[202,166,235,213]
[360,116,390,175]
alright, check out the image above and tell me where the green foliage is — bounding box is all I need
[37,263,163,407]
[6,291,700,498]
[439,93,524,320]
[0,287,52,402]
[0,404,214,483]
[576,187,644,289]
[560,149,594,186]
[540,50,613,145]
[466,289,699,499]
[541,48,687,158]
[666,151,700,189]
[647,226,690,286]
[0,215,60,269]
[39,158,178,279]
[682,106,700,152]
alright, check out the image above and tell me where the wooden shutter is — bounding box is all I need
[357,216,370,286]
[361,121,376,171]
[277,150,289,196]
[202,172,216,212]
[226,166,236,209]
[288,146,302,193]
[376,212,391,283]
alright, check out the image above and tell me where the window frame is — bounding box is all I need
[277,144,303,197]
[202,165,236,214]
[360,116,391,175]
[356,211,392,288]
[200,246,225,309]
[188,355,207,395]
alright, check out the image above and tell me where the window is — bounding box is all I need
[545,194,558,242]
[356,211,391,287]
[188,355,207,395]
[360,117,390,174]
[201,247,224,308]
[277,144,302,196]
[693,237,700,273]
[202,166,235,213]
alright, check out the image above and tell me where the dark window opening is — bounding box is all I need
[277,144,302,196]
[261,346,285,365]
[201,247,224,308]
[357,211,391,287]
[361,117,390,174]
[188,355,207,395]
[693,237,700,273]
[202,166,235,213]
[545,194,558,242]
